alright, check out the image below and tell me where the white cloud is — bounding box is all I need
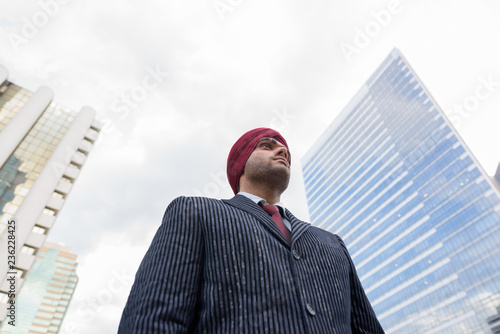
[58,225,156,334]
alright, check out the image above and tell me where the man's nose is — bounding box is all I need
[276,146,288,160]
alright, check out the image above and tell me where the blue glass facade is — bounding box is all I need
[302,49,500,333]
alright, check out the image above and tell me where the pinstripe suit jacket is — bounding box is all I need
[118,195,384,333]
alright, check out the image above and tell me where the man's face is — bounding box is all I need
[242,137,291,190]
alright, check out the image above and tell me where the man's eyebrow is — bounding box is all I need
[258,138,291,158]
[258,137,278,144]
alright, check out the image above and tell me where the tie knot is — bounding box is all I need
[261,204,279,216]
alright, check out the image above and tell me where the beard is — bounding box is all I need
[243,156,290,194]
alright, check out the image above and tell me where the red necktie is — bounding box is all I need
[260,204,292,244]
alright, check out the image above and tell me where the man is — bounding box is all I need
[118,127,384,333]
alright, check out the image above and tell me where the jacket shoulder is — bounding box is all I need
[308,225,345,248]
[185,196,228,207]
[165,196,228,211]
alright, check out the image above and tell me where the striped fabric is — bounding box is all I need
[118,195,384,333]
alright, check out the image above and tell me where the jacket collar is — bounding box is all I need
[283,207,311,243]
[223,194,311,246]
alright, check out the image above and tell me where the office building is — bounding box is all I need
[494,163,500,189]
[488,306,500,334]
[0,64,100,322]
[302,49,500,333]
[0,242,78,333]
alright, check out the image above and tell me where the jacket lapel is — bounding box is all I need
[283,208,311,245]
[223,195,290,246]
[223,195,311,247]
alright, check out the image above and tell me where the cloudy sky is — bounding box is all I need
[1,0,500,332]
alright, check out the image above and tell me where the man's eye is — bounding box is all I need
[261,143,271,148]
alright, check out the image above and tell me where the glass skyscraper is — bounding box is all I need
[0,64,100,324]
[302,49,500,333]
[0,242,78,333]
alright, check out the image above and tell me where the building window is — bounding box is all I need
[52,191,65,199]
[13,268,25,278]
[67,162,80,172]
[21,246,36,255]
[32,226,47,235]
[60,176,73,184]
[43,208,56,216]
[75,150,87,158]
[0,292,9,304]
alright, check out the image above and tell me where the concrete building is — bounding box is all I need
[0,242,78,333]
[302,49,500,333]
[0,64,100,322]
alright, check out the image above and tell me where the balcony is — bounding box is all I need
[37,214,56,229]
[78,140,93,154]
[71,151,86,166]
[46,196,64,211]
[25,231,47,248]
[17,253,36,271]
[55,180,72,194]
[64,165,80,180]
[85,128,99,142]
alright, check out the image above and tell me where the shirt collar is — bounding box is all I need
[238,192,287,212]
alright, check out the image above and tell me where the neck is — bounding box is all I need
[239,183,283,205]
